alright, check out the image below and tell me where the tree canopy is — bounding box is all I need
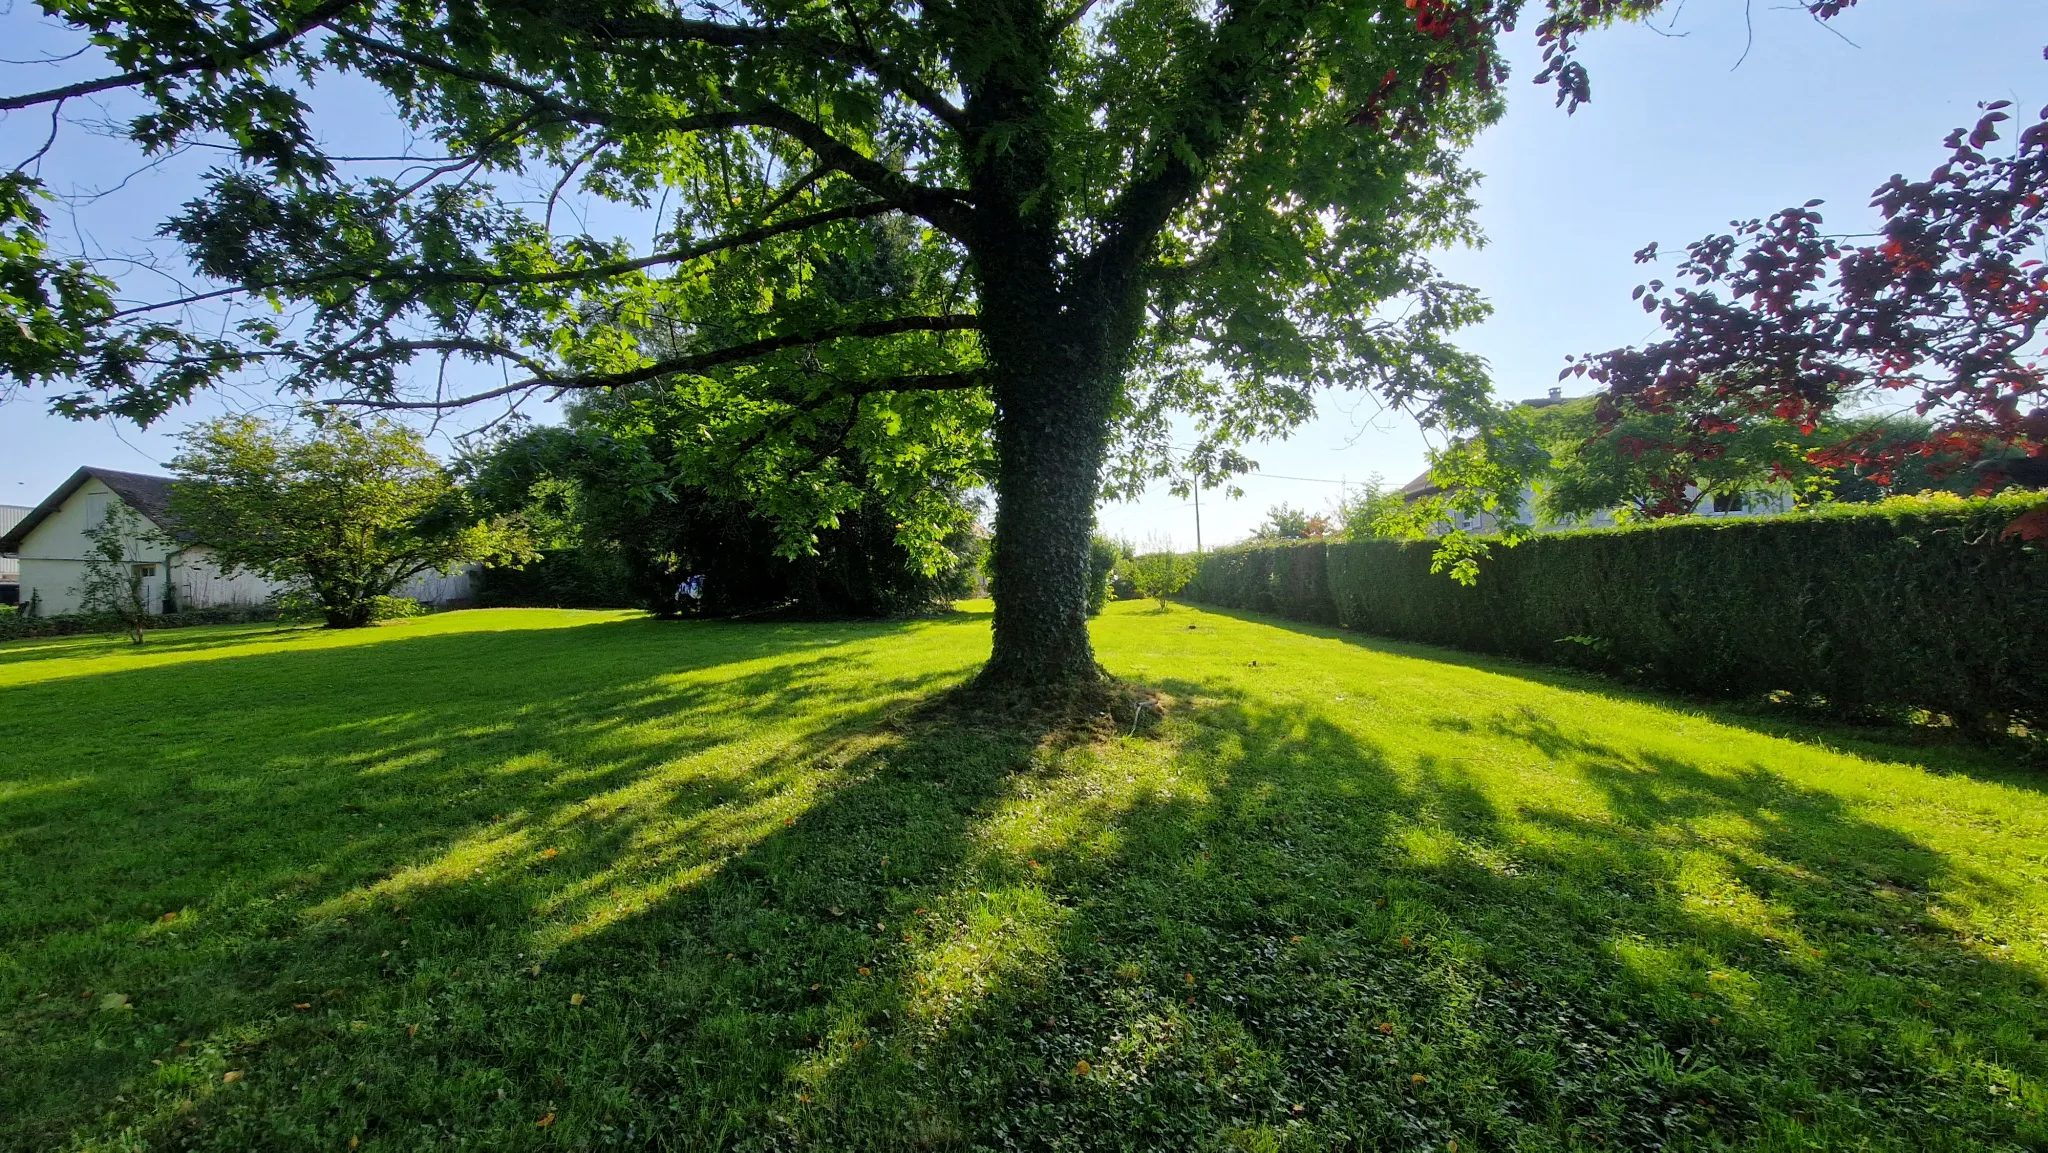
[170,415,529,627]
[1571,83,2048,536]
[0,0,1853,682]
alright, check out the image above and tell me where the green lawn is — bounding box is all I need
[2,603,2044,1151]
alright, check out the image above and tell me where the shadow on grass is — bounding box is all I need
[1187,602,2047,794]
[3,615,2044,1151]
[792,680,2046,1151]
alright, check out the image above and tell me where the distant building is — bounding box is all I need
[0,504,27,604]
[0,467,472,616]
[1396,389,1793,533]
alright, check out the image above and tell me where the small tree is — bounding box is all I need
[1336,477,1408,540]
[72,501,163,644]
[171,416,531,628]
[1121,552,1198,611]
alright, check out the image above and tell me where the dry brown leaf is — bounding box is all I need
[535,1112,555,1128]
[222,1071,243,1084]
[569,992,585,1006]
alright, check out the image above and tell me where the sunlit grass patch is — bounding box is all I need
[2,603,2045,1150]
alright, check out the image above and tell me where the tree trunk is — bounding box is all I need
[977,305,1119,689]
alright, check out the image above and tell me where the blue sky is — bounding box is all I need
[3,1,2045,547]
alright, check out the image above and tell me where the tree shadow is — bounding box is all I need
[0,612,987,1148]
[792,681,2048,1150]
[6,614,2045,1151]
[1192,603,2047,795]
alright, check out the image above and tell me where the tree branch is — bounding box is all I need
[335,314,983,410]
[0,0,361,111]
[1082,1,1312,289]
[568,12,971,135]
[111,201,899,319]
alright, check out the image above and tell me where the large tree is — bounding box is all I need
[0,0,1827,685]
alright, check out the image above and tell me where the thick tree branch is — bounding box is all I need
[1082,0,1313,289]
[112,201,898,319]
[740,101,973,235]
[337,314,983,410]
[0,0,360,111]
[568,12,971,136]
[334,30,969,234]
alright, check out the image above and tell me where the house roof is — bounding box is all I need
[1396,389,1582,502]
[0,467,190,553]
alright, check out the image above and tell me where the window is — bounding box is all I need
[1711,491,1745,513]
[131,563,157,577]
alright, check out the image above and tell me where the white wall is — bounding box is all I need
[14,479,477,615]
[13,479,186,614]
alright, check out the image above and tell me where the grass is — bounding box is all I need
[2,602,2045,1152]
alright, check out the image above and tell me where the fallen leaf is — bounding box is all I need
[98,993,130,1011]
[1290,936,1303,943]
[408,1024,419,1037]
[293,1003,312,1011]
[1708,1016,1722,1025]
[1184,973,1196,986]
[1411,1073,1427,1085]
[222,1071,243,1084]
[1073,1059,1092,1077]
[159,911,178,923]
[857,967,871,977]
[541,848,558,859]
[569,993,585,1006]
[1400,935,1413,948]
[1377,1022,1395,1034]
[350,1139,359,1150]
[530,964,541,977]
[535,1112,555,1128]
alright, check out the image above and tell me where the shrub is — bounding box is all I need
[1121,552,1199,608]
[0,604,280,643]
[1187,494,2048,729]
[369,596,428,621]
[1086,534,1125,617]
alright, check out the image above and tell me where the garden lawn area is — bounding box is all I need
[3,604,2045,1152]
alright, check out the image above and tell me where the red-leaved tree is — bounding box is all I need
[1570,64,2048,538]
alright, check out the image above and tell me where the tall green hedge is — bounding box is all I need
[1185,495,2048,728]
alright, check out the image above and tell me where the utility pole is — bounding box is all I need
[1193,481,1203,554]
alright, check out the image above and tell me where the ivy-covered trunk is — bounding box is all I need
[977,284,1122,688]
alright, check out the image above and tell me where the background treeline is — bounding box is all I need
[1185,494,2048,732]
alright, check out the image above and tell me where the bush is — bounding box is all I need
[0,604,280,642]
[1121,552,1200,608]
[369,595,428,621]
[1187,494,2048,729]
[1086,534,1124,617]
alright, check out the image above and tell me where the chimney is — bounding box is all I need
[1548,387,1563,401]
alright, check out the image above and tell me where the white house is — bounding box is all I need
[0,467,473,616]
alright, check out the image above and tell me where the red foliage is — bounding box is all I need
[1572,87,2048,502]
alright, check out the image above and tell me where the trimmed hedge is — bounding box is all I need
[1185,495,2048,728]
[0,603,281,642]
